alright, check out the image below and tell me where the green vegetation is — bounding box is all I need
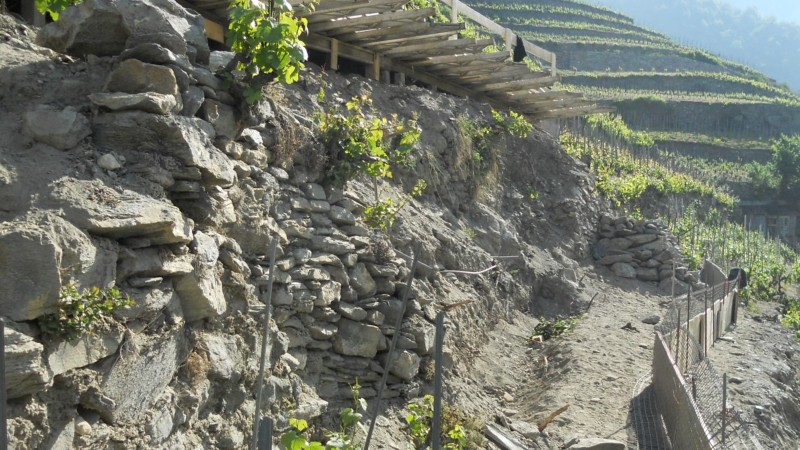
[670,204,799,303]
[565,85,800,106]
[781,299,800,340]
[405,395,484,449]
[227,0,309,102]
[35,0,81,20]
[40,284,133,341]
[491,109,533,138]
[560,130,735,209]
[280,382,367,450]
[771,135,800,196]
[586,113,654,147]
[317,95,423,233]
[533,316,577,340]
[648,131,769,151]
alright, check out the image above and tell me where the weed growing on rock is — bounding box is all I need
[492,109,533,138]
[40,284,133,341]
[317,95,425,233]
[227,0,309,102]
[35,0,81,21]
[404,394,484,449]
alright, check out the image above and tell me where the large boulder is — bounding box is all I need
[47,330,125,377]
[37,0,209,64]
[104,59,179,97]
[89,91,178,115]
[93,112,236,187]
[0,212,117,321]
[81,330,189,423]
[46,178,193,245]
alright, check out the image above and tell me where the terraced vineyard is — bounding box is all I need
[466,0,800,202]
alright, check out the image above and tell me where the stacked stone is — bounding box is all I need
[0,0,436,447]
[594,215,697,293]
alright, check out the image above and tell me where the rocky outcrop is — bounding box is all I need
[593,215,698,292]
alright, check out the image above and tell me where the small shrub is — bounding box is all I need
[35,0,81,20]
[404,395,484,449]
[492,109,533,139]
[533,316,577,341]
[40,284,134,341]
[227,0,309,102]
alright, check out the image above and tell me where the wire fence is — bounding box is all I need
[653,280,761,449]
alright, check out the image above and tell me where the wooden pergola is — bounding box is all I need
[180,0,613,121]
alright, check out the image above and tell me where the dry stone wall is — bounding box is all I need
[593,215,700,294]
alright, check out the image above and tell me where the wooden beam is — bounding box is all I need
[359,24,464,48]
[530,105,615,121]
[302,0,408,20]
[381,38,493,58]
[515,98,591,113]
[458,66,533,84]
[426,61,506,76]
[506,90,583,103]
[484,424,527,450]
[312,8,435,33]
[407,51,508,67]
[204,17,226,44]
[476,76,561,93]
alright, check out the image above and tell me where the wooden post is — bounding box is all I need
[371,54,381,81]
[449,0,458,23]
[257,417,272,450]
[395,72,406,86]
[0,318,6,450]
[380,69,391,84]
[330,39,340,71]
[431,312,446,450]
[251,239,278,450]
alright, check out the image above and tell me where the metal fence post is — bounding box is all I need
[252,238,279,450]
[431,311,446,450]
[257,417,273,450]
[722,373,728,447]
[685,288,691,371]
[703,289,708,359]
[675,309,681,361]
[364,243,420,450]
[692,375,697,402]
[0,318,6,450]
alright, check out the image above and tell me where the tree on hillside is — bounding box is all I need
[772,134,800,196]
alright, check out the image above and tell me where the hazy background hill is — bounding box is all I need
[589,0,800,92]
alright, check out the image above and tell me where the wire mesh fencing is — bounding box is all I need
[653,280,761,449]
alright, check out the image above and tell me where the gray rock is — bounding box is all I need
[48,178,192,245]
[626,234,659,245]
[202,333,242,381]
[333,319,383,358]
[200,100,239,140]
[116,247,194,281]
[89,92,178,115]
[47,330,124,376]
[174,232,226,322]
[93,112,236,187]
[409,321,436,355]
[636,268,660,281]
[81,330,188,423]
[23,105,91,150]
[4,325,52,399]
[597,253,633,266]
[37,0,209,63]
[300,183,326,200]
[181,86,205,117]
[658,277,690,296]
[309,236,356,255]
[611,262,637,279]
[568,437,625,450]
[641,315,661,325]
[308,322,337,340]
[384,350,421,381]
[314,281,341,307]
[105,58,179,97]
[349,263,377,298]
[0,212,117,321]
[97,153,122,170]
[336,303,368,321]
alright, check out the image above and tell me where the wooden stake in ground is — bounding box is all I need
[537,404,569,432]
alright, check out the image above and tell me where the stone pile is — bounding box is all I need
[593,215,700,293]
[0,1,436,447]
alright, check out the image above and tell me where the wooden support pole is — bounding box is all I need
[330,38,339,71]
[372,53,382,81]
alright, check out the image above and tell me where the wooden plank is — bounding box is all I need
[505,90,583,102]
[367,33,453,52]
[458,65,533,83]
[381,38,493,58]
[302,0,408,20]
[426,61,506,76]
[358,24,464,47]
[516,98,591,113]
[311,7,434,33]
[407,51,508,67]
[330,38,340,70]
[530,105,615,121]
[204,17,226,44]
[484,423,527,450]
[477,76,561,93]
